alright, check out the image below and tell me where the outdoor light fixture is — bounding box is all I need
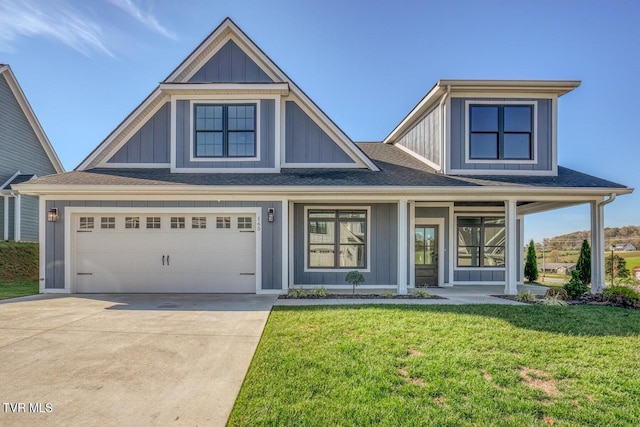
[267,208,275,223]
[47,208,58,222]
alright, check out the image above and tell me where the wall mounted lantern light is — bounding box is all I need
[47,208,58,222]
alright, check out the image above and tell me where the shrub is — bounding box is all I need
[345,271,365,295]
[563,270,589,299]
[310,287,328,297]
[540,297,568,306]
[411,289,430,298]
[603,285,640,307]
[524,240,538,282]
[575,239,591,285]
[516,290,535,302]
[544,287,569,301]
[381,290,395,298]
[288,288,306,298]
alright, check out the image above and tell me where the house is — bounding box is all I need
[612,243,636,252]
[16,18,632,295]
[539,263,576,275]
[0,65,64,242]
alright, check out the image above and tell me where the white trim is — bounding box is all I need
[188,99,262,163]
[170,97,177,171]
[397,200,408,294]
[453,212,507,271]
[447,168,558,177]
[159,82,289,95]
[412,217,445,288]
[454,206,505,212]
[279,96,286,167]
[517,215,524,285]
[14,194,21,241]
[3,195,8,241]
[281,198,289,291]
[505,200,518,295]
[409,201,415,287]
[288,200,295,288]
[302,205,371,273]
[274,96,282,171]
[0,67,64,173]
[63,207,262,293]
[99,163,171,169]
[281,163,359,169]
[394,144,441,170]
[39,197,46,293]
[0,171,21,191]
[464,100,538,165]
[169,167,280,174]
[551,97,558,175]
[415,202,454,208]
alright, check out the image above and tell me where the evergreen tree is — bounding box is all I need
[524,240,538,282]
[575,239,591,285]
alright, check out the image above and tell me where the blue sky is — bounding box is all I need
[1,0,638,243]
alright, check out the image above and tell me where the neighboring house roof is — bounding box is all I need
[76,18,378,172]
[19,143,629,195]
[541,263,576,269]
[0,65,64,174]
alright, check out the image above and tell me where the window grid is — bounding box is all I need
[146,217,161,229]
[194,104,256,158]
[192,217,206,229]
[457,217,505,268]
[216,216,231,229]
[307,210,367,269]
[79,217,94,229]
[125,217,140,229]
[469,104,533,160]
[171,217,186,229]
[237,217,253,229]
[101,217,116,229]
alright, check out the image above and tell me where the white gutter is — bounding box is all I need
[599,193,616,208]
[438,84,450,172]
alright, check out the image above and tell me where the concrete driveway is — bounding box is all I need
[0,293,276,426]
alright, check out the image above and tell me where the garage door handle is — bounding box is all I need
[240,273,255,276]
[167,255,170,266]
[162,255,165,266]
[77,273,93,275]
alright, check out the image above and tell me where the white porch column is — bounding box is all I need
[281,198,289,292]
[517,215,525,285]
[14,193,21,242]
[505,199,518,295]
[590,201,605,293]
[397,199,409,295]
[3,195,8,241]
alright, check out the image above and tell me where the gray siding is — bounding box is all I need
[6,197,15,241]
[20,195,38,242]
[293,203,397,286]
[397,105,440,166]
[0,196,3,239]
[415,207,449,284]
[175,100,276,169]
[449,98,552,171]
[0,73,58,241]
[108,103,170,164]
[285,101,355,164]
[44,200,282,290]
[454,270,505,282]
[189,40,273,83]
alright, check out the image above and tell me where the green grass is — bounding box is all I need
[229,305,640,426]
[0,279,39,300]
[0,241,39,280]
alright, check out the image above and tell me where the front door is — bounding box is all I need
[415,226,438,287]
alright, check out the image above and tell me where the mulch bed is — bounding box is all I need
[278,293,446,300]
[493,294,640,310]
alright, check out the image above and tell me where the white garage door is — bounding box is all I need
[73,213,257,293]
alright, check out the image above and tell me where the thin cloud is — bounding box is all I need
[0,0,114,57]
[108,0,177,40]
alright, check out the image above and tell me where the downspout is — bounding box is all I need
[599,193,616,208]
[438,85,451,173]
[593,193,616,293]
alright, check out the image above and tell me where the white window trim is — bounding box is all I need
[189,99,261,162]
[303,205,371,273]
[464,100,538,165]
[454,212,506,271]
[410,217,445,288]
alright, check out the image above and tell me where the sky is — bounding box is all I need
[1,0,638,243]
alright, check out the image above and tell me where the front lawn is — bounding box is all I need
[229,305,640,426]
[0,279,39,300]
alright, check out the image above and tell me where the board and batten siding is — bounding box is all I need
[175,99,275,169]
[293,203,397,286]
[284,101,355,164]
[107,103,170,164]
[189,40,273,83]
[415,206,449,284]
[449,98,552,171]
[43,200,282,291]
[396,105,440,166]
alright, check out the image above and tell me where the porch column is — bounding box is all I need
[281,198,289,292]
[504,199,518,295]
[397,199,408,295]
[3,195,8,240]
[14,193,21,242]
[590,201,605,293]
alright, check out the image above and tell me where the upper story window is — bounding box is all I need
[469,104,533,160]
[194,104,256,158]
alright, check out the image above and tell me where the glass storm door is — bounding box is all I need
[415,226,438,287]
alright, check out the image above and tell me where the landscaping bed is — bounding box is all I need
[279,293,446,300]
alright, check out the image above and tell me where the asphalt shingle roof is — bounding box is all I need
[23,143,626,190]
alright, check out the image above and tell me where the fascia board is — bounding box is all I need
[383,83,443,144]
[159,82,290,95]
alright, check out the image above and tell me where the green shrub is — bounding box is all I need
[381,290,395,298]
[545,287,569,301]
[288,288,306,298]
[411,289,430,298]
[603,285,640,307]
[540,297,568,306]
[524,240,538,282]
[310,287,328,297]
[516,290,535,302]
[345,271,365,295]
[563,270,589,299]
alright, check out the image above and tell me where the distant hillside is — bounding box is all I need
[543,226,640,251]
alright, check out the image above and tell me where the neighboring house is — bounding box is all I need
[612,243,636,252]
[16,19,632,295]
[539,263,576,275]
[0,65,64,242]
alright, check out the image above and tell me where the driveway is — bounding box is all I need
[0,293,276,426]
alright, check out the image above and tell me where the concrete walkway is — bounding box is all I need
[0,293,277,427]
[274,284,548,306]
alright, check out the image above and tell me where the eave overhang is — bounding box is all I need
[158,82,290,96]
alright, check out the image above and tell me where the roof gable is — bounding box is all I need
[188,39,273,83]
[0,65,64,174]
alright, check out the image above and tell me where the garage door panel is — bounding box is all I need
[74,212,258,293]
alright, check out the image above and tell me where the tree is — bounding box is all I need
[524,240,538,282]
[606,254,630,281]
[575,239,591,285]
[548,249,561,263]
